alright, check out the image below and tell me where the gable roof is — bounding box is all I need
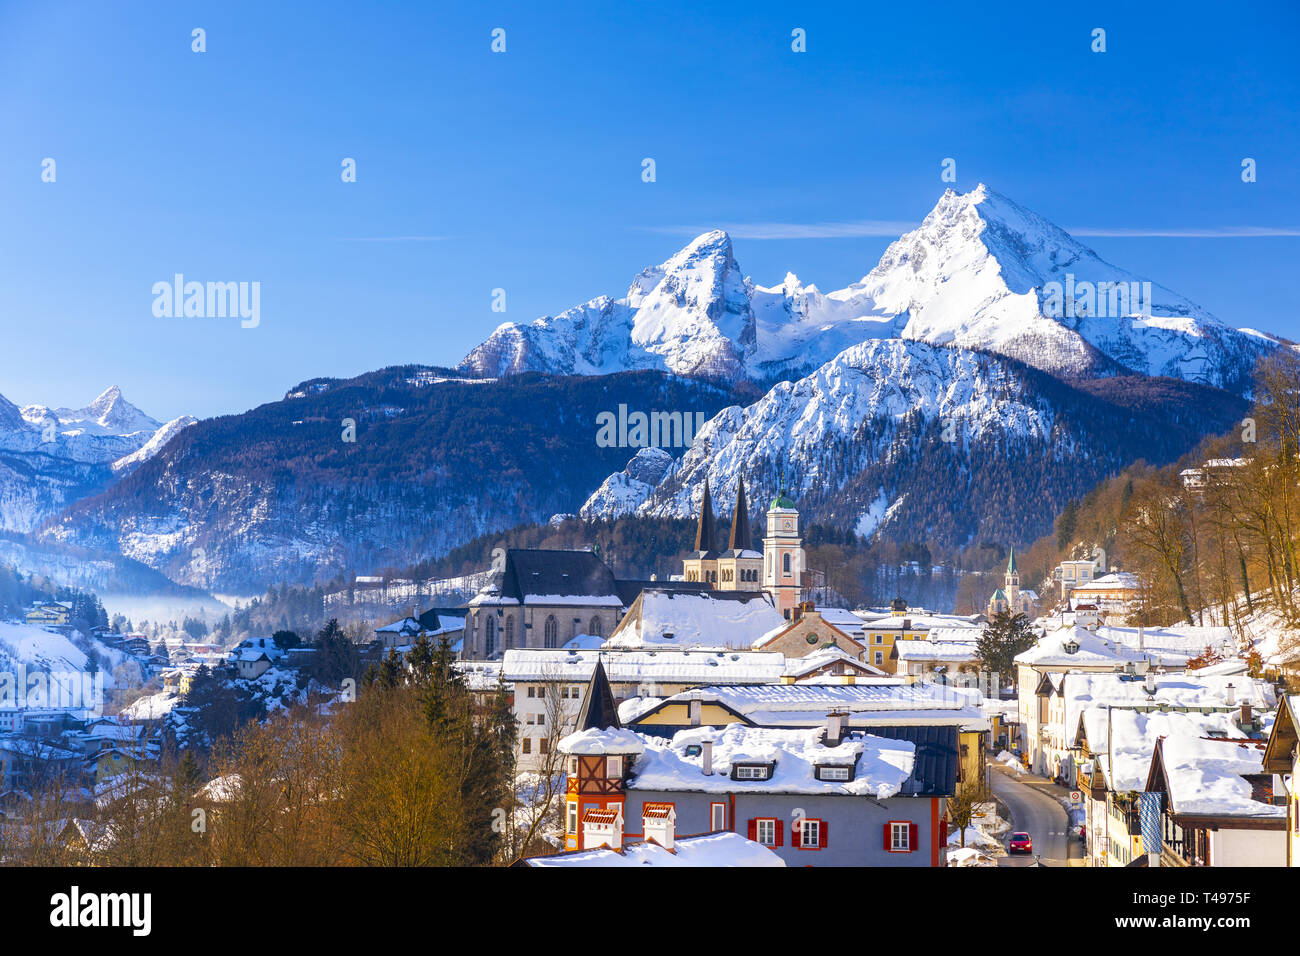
[606,588,785,650]
[501,549,621,605]
[1263,695,1299,774]
[1146,734,1285,824]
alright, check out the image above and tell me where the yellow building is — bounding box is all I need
[25,602,71,626]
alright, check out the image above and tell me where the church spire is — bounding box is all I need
[1006,546,1018,575]
[694,476,717,554]
[575,657,621,730]
[728,475,752,551]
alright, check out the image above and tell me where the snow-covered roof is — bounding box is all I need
[628,724,916,798]
[501,648,785,684]
[1081,708,1245,793]
[525,830,785,867]
[1014,625,1181,669]
[813,607,870,633]
[1062,672,1274,751]
[926,625,982,643]
[1097,624,1233,663]
[654,682,983,728]
[1072,572,1140,591]
[1157,735,1284,821]
[782,646,887,678]
[606,588,786,649]
[893,641,980,663]
[562,633,607,650]
[558,727,646,756]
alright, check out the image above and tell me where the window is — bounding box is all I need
[521,738,531,754]
[887,821,915,852]
[544,615,558,648]
[783,553,791,576]
[732,764,771,781]
[755,819,776,846]
[797,818,823,850]
[805,634,818,645]
[874,651,883,666]
[539,738,549,754]
[711,802,727,831]
[817,765,852,781]
[567,802,578,834]
[588,616,602,638]
[505,617,514,648]
[606,756,622,778]
[484,616,496,657]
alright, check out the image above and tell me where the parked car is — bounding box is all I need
[1009,832,1033,854]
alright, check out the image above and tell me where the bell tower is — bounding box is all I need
[763,490,804,619]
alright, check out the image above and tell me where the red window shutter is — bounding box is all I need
[908,822,919,852]
[883,823,891,849]
[793,822,802,848]
[939,819,948,848]
[775,819,784,846]
[820,820,828,848]
[747,818,757,842]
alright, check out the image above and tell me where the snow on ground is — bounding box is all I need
[995,750,1025,773]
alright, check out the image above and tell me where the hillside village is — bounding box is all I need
[1,474,1296,870]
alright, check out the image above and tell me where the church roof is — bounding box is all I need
[991,588,1007,602]
[500,549,621,604]
[727,476,753,552]
[1006,547,1018,574]
[770,489,796,510]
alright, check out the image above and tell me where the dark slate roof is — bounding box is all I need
[575,658,621,731]
[861,725,960,797]
[693,478,718,556]
[613,579,710,608]
[501,549,620,603]
[727,475,753,552]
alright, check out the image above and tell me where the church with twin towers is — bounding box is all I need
[680,476,807,619]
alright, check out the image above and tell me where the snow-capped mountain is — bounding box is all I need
[581,338,1247,545]
[0,386,193,532]
[460,185,1279,395]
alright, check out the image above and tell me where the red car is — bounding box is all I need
[1009,832,1033,854]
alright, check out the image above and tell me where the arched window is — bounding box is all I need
[588,616,602,638]
[485,616,497,657]
[783,553,791,576]
[544,615,558,648]
[505,616,514,649]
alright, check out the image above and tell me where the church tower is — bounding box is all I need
[763,489,805,619]
[988,547,1021,617]
[682,477,720,585]
[717,476,763,592]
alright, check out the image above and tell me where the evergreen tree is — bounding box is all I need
[976,610,1037,686]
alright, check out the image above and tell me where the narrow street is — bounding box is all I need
[991,765,1084,867]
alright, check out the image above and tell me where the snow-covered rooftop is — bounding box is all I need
[500,648,785,684]
[1014,625,1182,669]
[1062,672,1274,750]
[654,682,983,728]
[1081,708,1246,793]
[1158,735,1284,821]
[628,724,917,798]
[607,588,786,649]
[893,641,980,663]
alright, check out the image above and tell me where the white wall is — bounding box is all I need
[1209,827,1286,867]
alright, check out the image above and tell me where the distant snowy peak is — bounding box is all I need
[112,415,199,473]
[459,184,1280,394]
[19,385,161,440]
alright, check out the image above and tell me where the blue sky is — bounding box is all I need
[1,0,1297,420]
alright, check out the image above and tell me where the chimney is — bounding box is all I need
[688,695,702,727]
[581,804,624,852]
[643,804,676,850]
[1240,701,1252,728]
[701,739,714,776]
[1137,625,1144,654]
[825,710,848,747]
[1225,682,1236,706]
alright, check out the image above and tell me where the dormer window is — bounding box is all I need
[732,764,773,781]
[684,744,703,757]
[815,765,854,782]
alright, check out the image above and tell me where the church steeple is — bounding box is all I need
[693,477,717,555]
[728,476,752,552]
[575,657,620,730]
[1006,546,1018,576]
